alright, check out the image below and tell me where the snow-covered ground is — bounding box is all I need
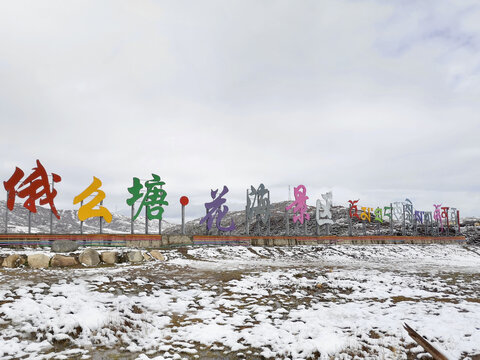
[1,245,479,359]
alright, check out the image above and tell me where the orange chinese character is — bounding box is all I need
[73,177,112,223]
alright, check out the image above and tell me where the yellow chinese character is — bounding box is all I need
[73,176,112,223]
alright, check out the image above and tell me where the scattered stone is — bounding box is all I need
[2,254,26,268]
[142,252,153,261]
[149,250,165,261]
[117,252,128,263]
[51,255,78,267]
[51,240,79,253]
[79,248,100,266]
[127,250,143,263]
[316,283,323,289]
[101,251,118,264]
[28,254,51,269]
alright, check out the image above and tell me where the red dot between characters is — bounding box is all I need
[180,196,189,206]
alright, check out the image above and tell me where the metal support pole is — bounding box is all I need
[99,200,103,234]
[446,215,449,236]
[50,180,54,234]
[362,221,366,236]
[285,208,289,236]
[245,189,249,235]
[205,208,209,235]
[131,205,134,234]
[388,203,392,235]
[4,191,8,234]
[181,205,185,235]
[28,210,31,234]
[326,223,330,236]
[348,209,352,236]
[457,210,461,235]
[267,191,271,236]
[402,205,406,236]
[145,206,148,235]
[303,219,307,235]
[80,200,83,234]
[316,222,319,236]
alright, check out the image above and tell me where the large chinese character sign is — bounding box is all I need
[200,185,235,232]
[246,183,271,234]
[74,176,112,223]
[286,185,310,224]
[126,174,168,221]
[4,159,61,218]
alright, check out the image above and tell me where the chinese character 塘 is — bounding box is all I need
[126,174,168,221]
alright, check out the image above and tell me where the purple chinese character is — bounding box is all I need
[200,185,235,232]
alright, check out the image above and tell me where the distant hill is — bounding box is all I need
[1,200,479,244]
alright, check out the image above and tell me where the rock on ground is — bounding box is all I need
[142,252,153,261]
[101,251,118,264]
[127,251,143,263]
[51,240,79,253]
[51,255,78,267]
[2,254,26,268]
[79,249,100,266]
[27,254,51,269]
[149,250,165,261]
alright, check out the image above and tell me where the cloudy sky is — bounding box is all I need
[1,0,479,223]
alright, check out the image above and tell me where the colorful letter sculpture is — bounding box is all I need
[348,199,360,219]
[383,206,393,222]
[286,185,310,224]
[246,184,271,224]
[3,159,61,219]
[200,186,235,232]
[404,199,414,224]
[433,204,443,231]
[415,210,424,224]
[316,192,333,226]
[392,202,403,222]
[73,176,112,223]
[374,207,383,223]
[126,174,168,221]
[1,158,464,237]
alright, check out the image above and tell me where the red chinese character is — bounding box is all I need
[3,159,62,219]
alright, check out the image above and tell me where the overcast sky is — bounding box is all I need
[1,0,479,223]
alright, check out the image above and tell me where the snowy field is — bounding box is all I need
[1,245,479,360]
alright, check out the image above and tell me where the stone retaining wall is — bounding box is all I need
[0,234,467,248]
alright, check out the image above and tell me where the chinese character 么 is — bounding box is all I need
[126,174,168,221]
[286,185,310,224]
[200,185,235,232]
[73,176,112,223]
[3,159,62,218]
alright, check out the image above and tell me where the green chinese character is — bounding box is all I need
[126,174,168,221]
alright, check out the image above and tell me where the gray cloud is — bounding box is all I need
[0,0,479,223]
